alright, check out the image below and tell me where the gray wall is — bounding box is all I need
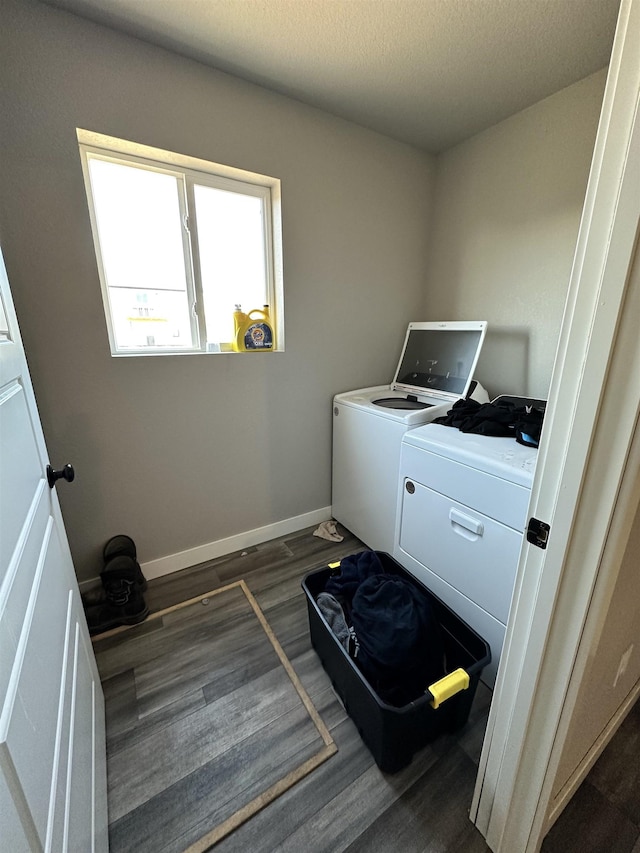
[1,0,608,584]
[0,0,434,581]
[424,70,607,400]
[552,496,640,804]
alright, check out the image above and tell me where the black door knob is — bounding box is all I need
[47,463,75,489]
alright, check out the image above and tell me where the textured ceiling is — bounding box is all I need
[43,0,620,153]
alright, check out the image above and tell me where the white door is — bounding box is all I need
[0,248,108,852]
[471,0,640,849]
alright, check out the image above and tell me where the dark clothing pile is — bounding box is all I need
[434,398,544,447]
[318,551,445,706]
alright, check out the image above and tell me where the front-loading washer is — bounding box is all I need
[331,321,488,553]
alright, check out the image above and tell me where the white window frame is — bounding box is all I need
[77,129,284,356]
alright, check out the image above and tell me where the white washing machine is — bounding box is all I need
[394,423,538,686]
[332,321,488,553]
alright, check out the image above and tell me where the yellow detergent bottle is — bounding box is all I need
[234,304,274,352]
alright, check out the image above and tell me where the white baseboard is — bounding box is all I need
[79,506,333,593]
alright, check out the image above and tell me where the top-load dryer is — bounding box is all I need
[331,321,488,553]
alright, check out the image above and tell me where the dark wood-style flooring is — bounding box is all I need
[98,525,640,852]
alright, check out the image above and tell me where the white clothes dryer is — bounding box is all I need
[394,423,538,686]
[331,321,488,553]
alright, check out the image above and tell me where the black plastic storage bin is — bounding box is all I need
[302,552,491,773]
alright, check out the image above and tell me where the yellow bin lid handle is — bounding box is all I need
[428,668,470,709]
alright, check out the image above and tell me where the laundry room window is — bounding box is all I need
[77,130,283,355]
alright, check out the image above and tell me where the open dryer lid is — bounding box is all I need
[383,320,488,407]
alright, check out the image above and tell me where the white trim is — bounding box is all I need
[472,0,640,849]
[76,129,280,189]
[76,129,284,356]
[79,506,333,591]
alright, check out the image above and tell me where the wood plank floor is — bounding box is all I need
[97,525,640,852]
[95,581,336,853]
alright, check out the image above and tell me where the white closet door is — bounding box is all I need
[0,247,107,852]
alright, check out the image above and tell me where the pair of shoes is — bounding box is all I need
[85,579,149,635]
[102,534,147,591]
[85,534,149,635]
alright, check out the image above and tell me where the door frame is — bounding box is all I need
[471,0,640,848]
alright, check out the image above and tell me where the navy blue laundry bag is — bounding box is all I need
[351,573,446,705]
[324,551,446,705]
